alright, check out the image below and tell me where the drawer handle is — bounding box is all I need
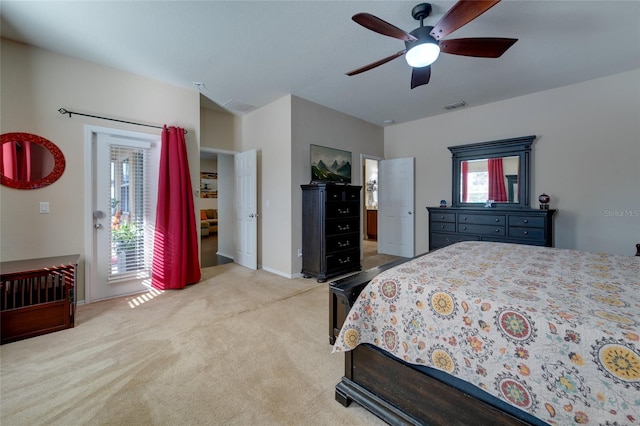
[440,225,445,229]
[495,218,500,222]
[496,229,501,233]
[338,224,350,231]
[462,226,467,230]
[463,217,467,221]
[523,219,529,223]
[440,216,445,219]
[338,241,350,248]
[523,231,529,235]
[339,257,351,264]
[338,208,350,214]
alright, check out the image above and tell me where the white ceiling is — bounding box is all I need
[2,1,639,126]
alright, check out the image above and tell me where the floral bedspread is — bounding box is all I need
[333,242,640,425]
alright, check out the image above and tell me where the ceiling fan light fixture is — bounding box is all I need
[405,25,440,68]
[406,42,440,67]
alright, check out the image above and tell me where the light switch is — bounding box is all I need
[39,202,49,214]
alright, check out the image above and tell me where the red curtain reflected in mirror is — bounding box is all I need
[488,158,507,202]
[1,133,65,189]
[461,160,469,202]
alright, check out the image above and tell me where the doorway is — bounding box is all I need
[84,126,160,303]
[198,148,257,270]
[199,149,233,268]
[361,154,388,270]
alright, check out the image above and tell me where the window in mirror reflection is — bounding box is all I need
[460,156,519,203]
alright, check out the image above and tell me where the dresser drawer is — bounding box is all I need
[431,232,479,249]
[326,234,359,253]
[326,202,358,218]
[459,223,505,236]
[431,212,455,223]
[326,187,360,202]
[431,222,456,232]
[508,216,545,228]
[326,218,358,236]
[459,214,506,225]
[326,249,359,271]
[508,226,545,241]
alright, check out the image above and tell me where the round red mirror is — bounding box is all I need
[1,132,65,190]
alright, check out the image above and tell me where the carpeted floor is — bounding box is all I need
[0,263,388,426]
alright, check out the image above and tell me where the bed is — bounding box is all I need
[331,242,639,425]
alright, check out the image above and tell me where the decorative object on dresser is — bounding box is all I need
[301,183,362,282]
[1,255,79,344]
[427,207,555,250]
[538,193,550,209]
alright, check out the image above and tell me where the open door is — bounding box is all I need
[234,149,257,269]
[378,157,415,258]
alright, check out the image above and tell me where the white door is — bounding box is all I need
[85,126,160,302]
[378,157,415,258]
[234,149,257,269]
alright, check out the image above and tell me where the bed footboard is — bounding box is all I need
[329,257,407,344]
[337,344,532,426]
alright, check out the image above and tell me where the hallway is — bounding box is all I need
[200,234,233,268]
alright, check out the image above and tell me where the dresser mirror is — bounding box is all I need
[1,132,66,190]
[449,135,535,208]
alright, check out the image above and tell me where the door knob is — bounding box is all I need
[94,223,103,229]
[408,211,413,215]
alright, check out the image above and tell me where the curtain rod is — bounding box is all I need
[58,108,187,133]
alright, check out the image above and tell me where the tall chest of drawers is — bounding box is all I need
[301,184,362,282]
[427,207,556,251]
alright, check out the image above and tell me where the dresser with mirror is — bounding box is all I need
[427,135,555,251]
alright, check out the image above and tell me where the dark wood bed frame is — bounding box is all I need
[329,246,640,425]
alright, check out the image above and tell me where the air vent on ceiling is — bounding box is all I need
[442,101,467,111]
[222,99,256,114]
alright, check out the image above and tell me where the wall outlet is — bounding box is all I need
[297,249,303,258]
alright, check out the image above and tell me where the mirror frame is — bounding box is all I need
[449,135,535,208]
[1,132,66,190]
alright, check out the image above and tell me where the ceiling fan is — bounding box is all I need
[346,0,517,89]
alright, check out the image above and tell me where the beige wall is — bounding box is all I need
[235,94,384,277]
[239,95,293,275]
[0,39,201,301]
[291,96,384,275]
[200,106,236,151]
[385,69,640,256]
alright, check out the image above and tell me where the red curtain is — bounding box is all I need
[1,141,31,181]
[152,126,201,290]
[487,158,507,202]
[461,161,469,202]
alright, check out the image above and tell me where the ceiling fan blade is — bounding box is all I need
[346,50,407,76]
[410,66,431,89]
[352,13,418,42]
[430,0,501,40]
[440,38,517,58]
